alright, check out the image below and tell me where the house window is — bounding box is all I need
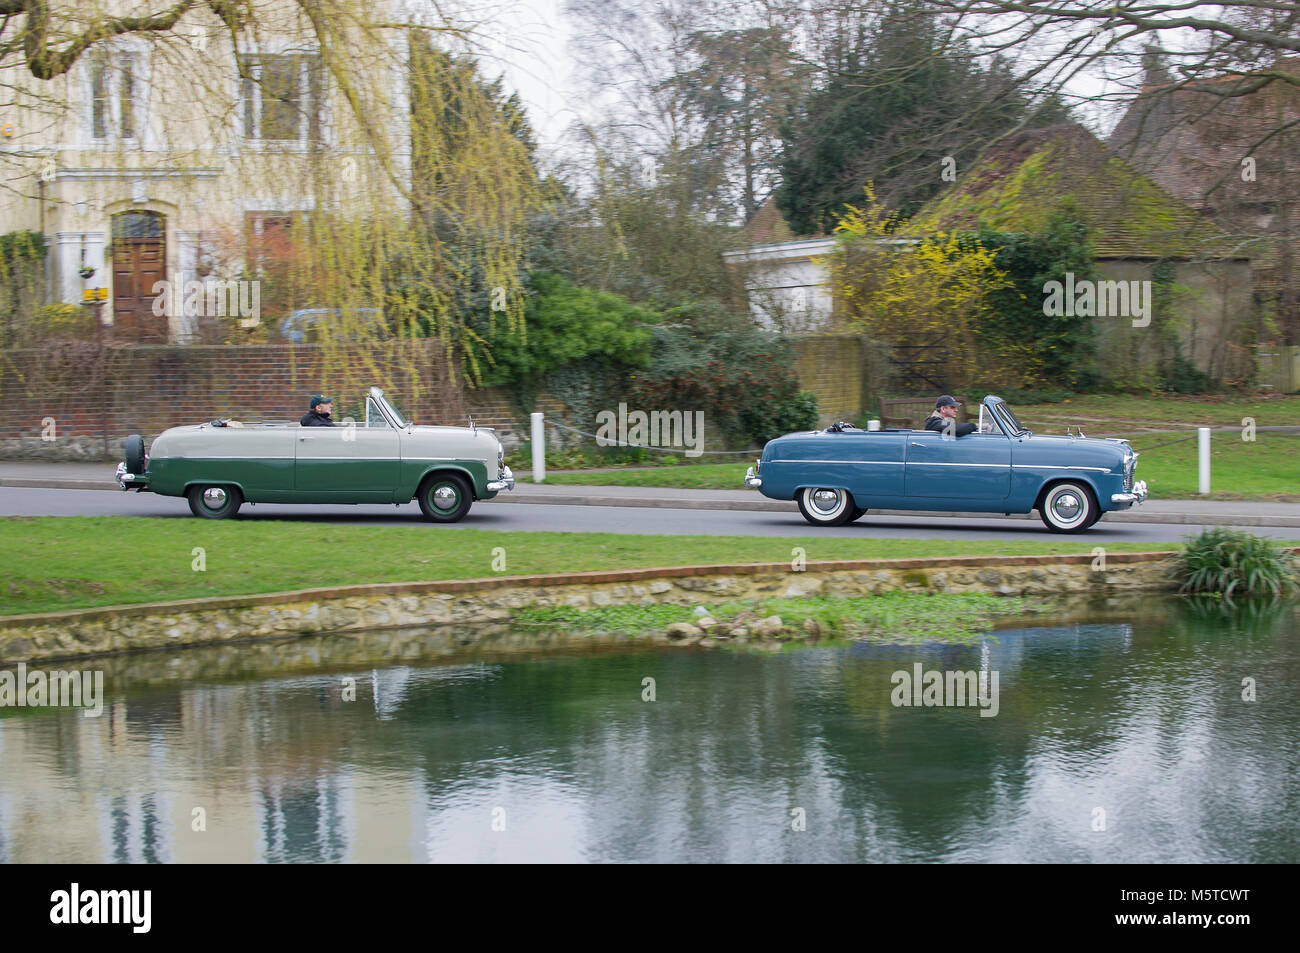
[91,53,139,140]
[242,55,323,143]
[245,211,304,270]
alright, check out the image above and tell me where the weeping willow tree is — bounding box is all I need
[0,0,547,406]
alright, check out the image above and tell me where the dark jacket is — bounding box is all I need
[300,410,335,427]
[923,412,976,437]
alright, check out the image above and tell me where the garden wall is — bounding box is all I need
[0,340,466,459]
[0,334,874,459]
[790,333,873,423]
[1088,258,1255,388]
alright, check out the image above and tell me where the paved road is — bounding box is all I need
[4,486,1297,542]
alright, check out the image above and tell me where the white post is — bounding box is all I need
[1198,427,1211,495]
[867,419,881,431]
[531,412,545,483]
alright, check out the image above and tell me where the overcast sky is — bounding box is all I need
[452,0,1178,165]
[453,0,582,160]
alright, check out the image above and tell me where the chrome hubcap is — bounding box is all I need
[432,485,458,509]
[809,488,843,516]
[1051,491,1084,524]
[202,487,227,508]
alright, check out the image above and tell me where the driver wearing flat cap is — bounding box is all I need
[923,395,976,437]
[300,395,336,427]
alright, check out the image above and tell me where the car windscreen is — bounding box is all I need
[376,391,408,428]
[997,402,1026,435]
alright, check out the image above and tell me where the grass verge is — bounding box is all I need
[514,592,1040,645]
[1015,393,1300,427]
[0,517,1211,617]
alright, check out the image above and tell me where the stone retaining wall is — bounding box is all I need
[0,552,1186,663]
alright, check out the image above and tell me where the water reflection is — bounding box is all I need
[1,596,1296,863]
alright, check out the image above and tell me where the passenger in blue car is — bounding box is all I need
[923,395,976,437]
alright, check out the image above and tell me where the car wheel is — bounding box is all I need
[187,484,243,519]
[1039,481,1096,533]
[797,487,854,526]
[417,473,472,523]
[124,434,146,474]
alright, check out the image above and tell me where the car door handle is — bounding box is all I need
[909,441,925,447]
[299,436,313,442]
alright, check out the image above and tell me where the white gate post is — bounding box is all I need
[531,412,545,483]
[1198,427,1211,495]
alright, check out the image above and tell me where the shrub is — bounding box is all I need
[1173,529,1297,599]
[974,211,1100,391]
[36,302,96,338]
[464,272,655,394]
[631,324,818,446]
[1,230,50,346]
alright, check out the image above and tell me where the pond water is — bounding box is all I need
[2,596,1296,863]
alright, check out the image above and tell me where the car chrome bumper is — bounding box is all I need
[486,466,515,493]
[1111,480,1148,505]
[744,465,762,489]
[115,462,149,490]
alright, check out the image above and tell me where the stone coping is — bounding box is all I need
[0,549,1218,627]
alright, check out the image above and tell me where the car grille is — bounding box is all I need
[1124,457,1135,492]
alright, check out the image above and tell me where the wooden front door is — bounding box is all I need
[111,211,167,343]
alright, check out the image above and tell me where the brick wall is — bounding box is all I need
[0,340,466,458]
[791,333,872,423]
[0,334,875,459]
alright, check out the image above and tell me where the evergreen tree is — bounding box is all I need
[776,0,1069,234]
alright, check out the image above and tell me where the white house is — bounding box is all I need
[722,236,836,332]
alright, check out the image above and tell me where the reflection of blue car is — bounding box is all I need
[280,308,384,343]
[743,395,1147,533]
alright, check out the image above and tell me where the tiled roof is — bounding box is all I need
[741,195,821,245]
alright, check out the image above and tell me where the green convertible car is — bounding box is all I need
[115,386,515,522]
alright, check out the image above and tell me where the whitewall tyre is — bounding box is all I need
[1039,481,1096,533]
[797,487,854,527]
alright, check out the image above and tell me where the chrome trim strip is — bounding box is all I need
[771,459,903,465]
[906,462,1011,468]
[770,459,1108,471]
[153,455,297,460]
[1012,464,1111,473]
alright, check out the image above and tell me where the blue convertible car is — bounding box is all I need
[743,395,1147,533]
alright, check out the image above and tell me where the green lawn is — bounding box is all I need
[1127,431,1300,499]
[1015,393,1300,427]
[545,428,1300,499]
[547,462,747,489]
[0,517,1211,617]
